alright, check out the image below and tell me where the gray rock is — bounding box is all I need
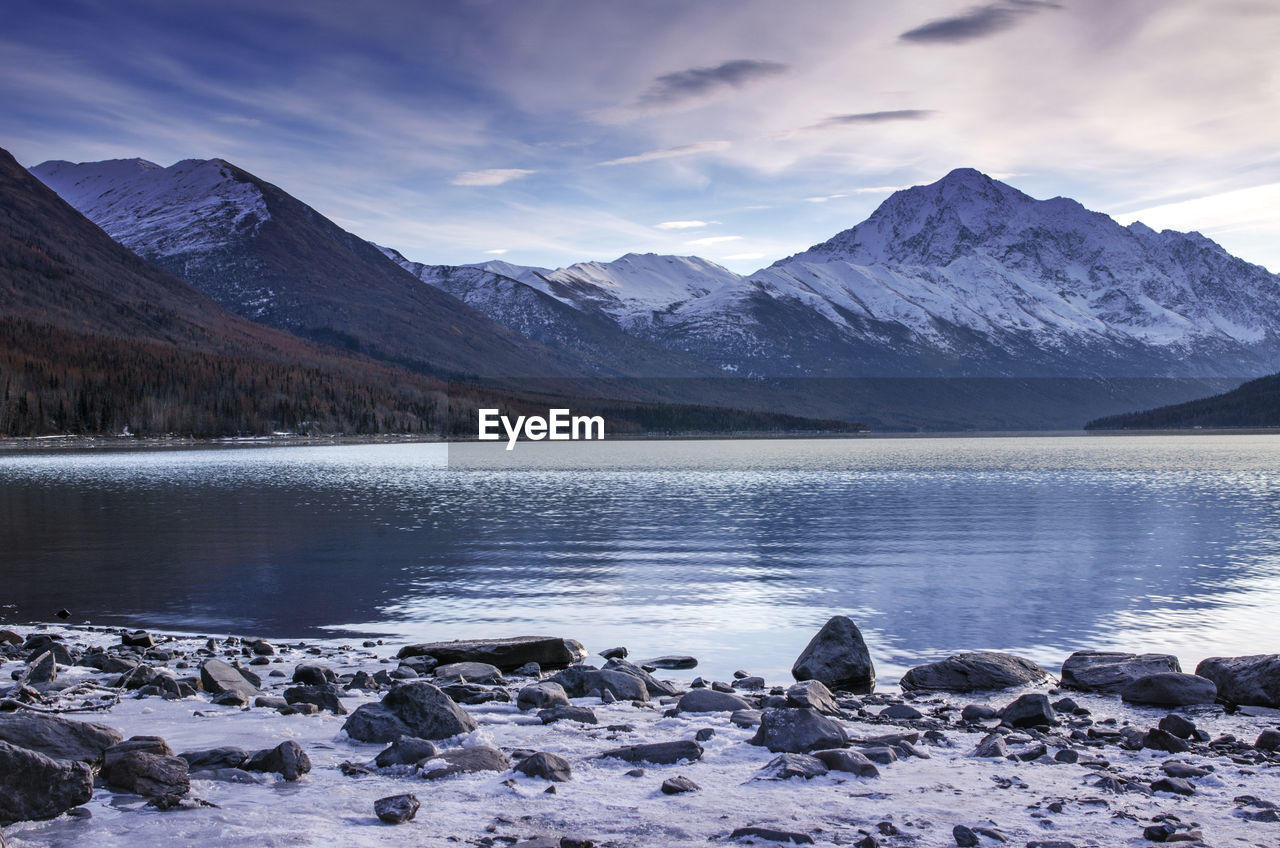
[750,708,849,753]
[1060,651,1181,694]
[104,736,173,763]
[396,636,586,671]
[857,745,899,764]
[880,703,923,720]
[1256,729,1280,751]
[661,775,700,794]
[22,651,57,686]
[419,745,510,779]
[511,662,541,677]
[791,615,875,694]
[1142,728,1190,753]
[960,704,999,722]
[538,705,598,725]
[1121,673,1217,706]
[179,746,248,771]
[731,709,763,728]
[1151,776,1195,796]
[729,826,814,844]
[811,748,879,777]
[600,646,628,659]
[514,751,572,782]
[1000,693,1055,728]
[245,740,311,781]
[343,682,477,743]
[122,630,154,648]
[900,652,1051,693]
[103,751,190,797]
[199,659,260,700]
[0,739,94,822]
[1195,655,1280,707]
[291,663,337,685]
[375,736,440,768]
[434,661,505,684]
[549,666,648,701]
[0,712,123,764]
[1161,761,1210,778]
[374,793,420,824]
[438,682,509,705]
[516,681,570,711]
[759,752,828,779]
[190,767,265,784]
[603,658,677,696]
[953,825,979,847]
[284,683,348,715]
[1158,714,1196,739]
[785,680,841,716]
[640,655,697,669]
[973,732,1008,758]
[600,740,704,764]
[677,688,752,713]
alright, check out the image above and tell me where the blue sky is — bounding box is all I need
[5,0,1280,273]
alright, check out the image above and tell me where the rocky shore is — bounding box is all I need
[3,617,1280,847]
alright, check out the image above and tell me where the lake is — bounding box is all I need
[3,435,1279,684]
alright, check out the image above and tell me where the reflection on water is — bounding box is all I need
[2,436,1280,682]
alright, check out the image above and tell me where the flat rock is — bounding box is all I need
[1121,673,1217,706]
[677,688,752,713]
[434,661,505,684]
[396,636,586,671]
[731,709,763,728]
[600,740,703,765]
[199,659,260,700]
[374,793,419,824]
[640,655,698,670]
[343,682,477,743]
[1195,655,1280,707]
[759,752,828,779]
[791,615,875,694]
[0,712,123,764]
[245,740,312,781]
[729,826,815,844]
[419,745,510,779]
[516,681,570,711]
[1060,651,1181,694]
[811,748,879,777]
[900,652,1051,693]
[538,705,598,725]
[514,751,572,782]
[179,746,249,772]
[0,739,94,822]
[750,708,849,753]
[190,767,265,784]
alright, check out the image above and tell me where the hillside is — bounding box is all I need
[1085,374,1280,430]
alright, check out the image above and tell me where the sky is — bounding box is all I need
[4,0,1280,274]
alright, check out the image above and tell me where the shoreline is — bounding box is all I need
[3,622,1279,847]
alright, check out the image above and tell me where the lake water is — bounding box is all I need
[3,435,1280,685]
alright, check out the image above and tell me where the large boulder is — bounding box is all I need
[0,712,123,764]
[245,741,312,781]
[1060,651,1182,694]
[676,688,753,714]
[1121,673,1217,707]
[1000,693,1055,728]
[791,616,875,694]
[418,746,511,779]
[1195,655,1280,708]
[548,666,649,701]
[516,681,570,711]
[396,636,586,671]
[0,739,94,822]
[750,708,849,753]
[343,682,477,743]
[199,659,260,700]
[103,751,190,797]
[899,652,1051,693]
[514,751,572,782]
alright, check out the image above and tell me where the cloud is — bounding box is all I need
[686,235,743,246]
[597,140,730,167]
[655,220,712,230]
[638,59,788,106]
[484,248,509,254]
[899,1,1060,45]
[805,194,849,203]
[451,168,534,186]
[853,185,911,194]
[811,110,936,129]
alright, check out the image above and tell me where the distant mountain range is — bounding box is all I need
[29,155,1279,429]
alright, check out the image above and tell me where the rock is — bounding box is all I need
[373,736,440,768]
[858,746,899,764]
[192,768,265,784]
[245,740,311,781]
[397,636,586,671]
[735,676,766,690]
[953,825,979,847]
[880,703,923,720]
[760,752,828,779]
[640,655,698,669]
[0,739,94,822]
[419,745,510,779]
[515,751,572,782]
[254,696,290,710]
[179,747,248,771]
[1195,655,1280,707]
[1158,714,1196,739]
[785,680,841,716]
[1121,673,1217,706]
[1161,761,1210,778]
[549,666,649,701]
[811,748,879,777]
[1000,693,1055,728]
[346,670,380,691]
[731,709,763,728]
[516,681,570,710]
[1053,748,1079,763]
[342,682,477,743]
[103,751,190,797]
[1150,776,1195,796]
[1143,822,1177,842]
[25,637,76,665]
[122,630,154,648]
[375,793,420,824]
[750,708,849,753]
[284,683,348,714]
[729,826,815,844]
[1142,728,1190,753]
[961,704,999,722]
[82,652,139,675]
[973,732,1008,758]
[1060,651,1182,694]
[790,615,875,693]
[434,661,505,684]
[677,688,753,713]
[199,659,260,700]
[600,740,703,764]
[438,682,509,705]
[0,629,22,645]
[0,712,123,764]
[22,651,57,686]
[603,658,678,696]
[538,705,599,725]
[1256,729,1280,751]
[291,663,337,685]
[600,646,628,659]
[899,652,1051,693]
[511,662,541,677]
[661,775,700,794]
[104,736,173,762]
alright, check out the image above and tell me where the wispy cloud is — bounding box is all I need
[484,248,509,254]
[899,1,1061,45]
[805,194,849,203]
[811,110,935,129]
[597,141,730,167]
[451,168,534,186]
[853,185,910,193]
[687,235,743,246]
[655,220,712,230]
[638,59,788,106]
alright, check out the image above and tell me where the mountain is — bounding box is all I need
[30,157,588,381]
[1086,372,1280,429]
